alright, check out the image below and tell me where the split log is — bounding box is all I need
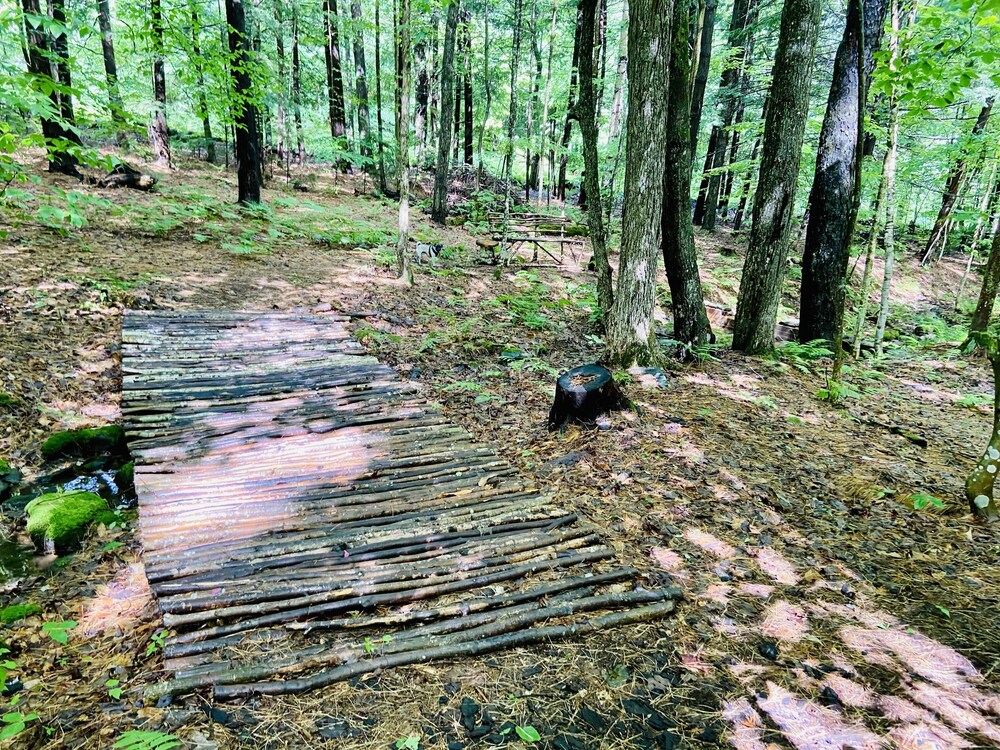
[548,365,630,431]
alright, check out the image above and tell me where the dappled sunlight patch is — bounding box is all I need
[756,682,882,750]
[738,583,774,599]
[679,651,715,675]
[650,547,687,577]
[839,626,981,690]
[909,681,1000,743]
[684,528,737,559]
[683,373,762,404]
[760,600,808,642]
[698,583,732,605]
[808,600,899,630]
[79,563,153,636]
[722,699,770,750]
[889,722,973,750]
[752,547,799,585]
[726,662,770,685]
[711,615,741,636]
[822,673,876,709]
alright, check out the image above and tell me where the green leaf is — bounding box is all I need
[516,725,542,743]
[112,730,182,749]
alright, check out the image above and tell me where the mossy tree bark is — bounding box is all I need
[575,0,613,320]
[732,0,822,354]
[605,0,670,367]
[431,0,460,223]
[661,0,711,347]
[798,0,889,345]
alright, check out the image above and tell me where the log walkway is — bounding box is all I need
[122,310,677,700]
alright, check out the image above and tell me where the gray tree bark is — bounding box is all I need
[605,0,671,367]
[431,0,460,223]
[798,0,890,344]
[662,0,712,346]
[732,0,822,354]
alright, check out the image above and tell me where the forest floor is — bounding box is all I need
[1,153,999,750]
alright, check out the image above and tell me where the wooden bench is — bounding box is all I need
[483,212,588,265]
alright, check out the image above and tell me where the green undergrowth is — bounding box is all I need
[25,490,111,553]
[0,603,41,625]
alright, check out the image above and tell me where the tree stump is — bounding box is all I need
[547,364,629,431]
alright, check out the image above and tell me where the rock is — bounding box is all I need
[40,425,127,461]
[0,461,21,501]
[25,490,109,553]
[756,640,779,661]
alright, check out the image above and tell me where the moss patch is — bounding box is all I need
[40,425,126,460]
[0,603,41,624]
[25,490,109,553]
[0,392,20,408]
[117,461,135,488]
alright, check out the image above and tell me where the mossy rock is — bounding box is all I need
[0,603,41,625]
[40,425,126,461]
[117,461,135,488]
[25,490,109,553]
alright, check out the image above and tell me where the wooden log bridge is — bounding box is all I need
[122,310,678,700]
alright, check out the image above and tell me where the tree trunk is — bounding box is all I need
[966,347,1000,521]
[525,0,542,195]
[323,0,348,148]
[274,0,288,164]
[700,0,756,232]
[499,0,525,260]
[292,1,306,163]
[414,41,429,161]
[923,98,995,263]
[225,0,262,203]
[688,0,716,156]
[477,4,492,185]
[731,0,822,354]
[395,0,413,283]
[605,0,670,367]
[556,6,583,201]
[852,147,887,357]
[462,10,474,166]
[970,226,1000,334]
[957,160,999,310]
[149,0,171,166]
[607,1,628,143]
[374,0,388,189]
[798,0,890,344]
[693,126,720,225]
[576,0,613,320]
[20,0,82,175]
[191,0,216,163]
[95,0,126,129]
[50,0,77,130]
[662,0,712,346]
[431,0,460,223]
[535,0,555,204]
[348,0,372,160]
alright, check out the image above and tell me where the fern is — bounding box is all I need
[112,730,182,749]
